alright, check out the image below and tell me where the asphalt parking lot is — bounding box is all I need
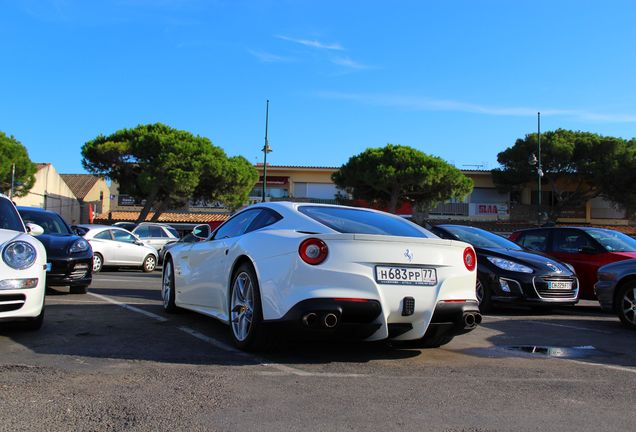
[1,271,635,432]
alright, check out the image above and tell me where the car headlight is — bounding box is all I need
[69,238,90,253]
[563,262,575,273]
[486,256,533,273]
[3,241,37,270]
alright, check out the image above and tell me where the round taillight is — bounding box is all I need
[463,247,476,271]
[299,238,328,265]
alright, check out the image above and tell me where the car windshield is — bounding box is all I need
[298,206,432,237]
[18,209,72,235]
[443,226,522,250]
[584,228,636,252]
[0,199,25,232]
[166,226,179,237]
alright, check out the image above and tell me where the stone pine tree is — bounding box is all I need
[0,131,37,197]
[82,123,231,221]
[491,129,632,222]
[332,144,473,224]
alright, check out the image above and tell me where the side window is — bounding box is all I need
[149,226,164,237]
[552,229,593,253]
[246,209,283,233]
[113,229,136,243]
[517,230,548,252]
[214,209,262,239]
[134,226,150,238]
[94,230,113,240]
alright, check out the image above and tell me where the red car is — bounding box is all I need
[509,227,636,300]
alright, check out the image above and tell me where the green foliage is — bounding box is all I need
[332,144,473,219]
[197,156,258,212]
[0,131,37,197]
[82,123,255,221]
[492,129,633,220]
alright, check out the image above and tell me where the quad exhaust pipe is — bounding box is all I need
[302,312,339,329]
[463,312,482,329]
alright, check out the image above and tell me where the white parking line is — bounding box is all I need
[87,292,324,376]
[484,316,614,334]
[88,292,168,322]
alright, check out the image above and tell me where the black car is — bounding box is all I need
[595,259,636,329]
[429,224,579,312]
[17,207,93,294]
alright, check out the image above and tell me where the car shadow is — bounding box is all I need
[0,302,422,367]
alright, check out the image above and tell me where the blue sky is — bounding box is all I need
[2,0,636,174]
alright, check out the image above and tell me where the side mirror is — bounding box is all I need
[26,223,44,236]
[192,224,210,240]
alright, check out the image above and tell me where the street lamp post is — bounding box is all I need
[261,100,272,202]
[529,112,543,226]
[537,112,542,226]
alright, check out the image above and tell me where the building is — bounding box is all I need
[12,163,80,224]
[60,174,111,224]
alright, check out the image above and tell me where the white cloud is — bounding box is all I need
[330,56,370,70]
[315,91,636,123]
[276,35,344,51]
[248,49,293,63]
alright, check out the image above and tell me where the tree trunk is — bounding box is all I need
[136,188,159,223]
[150,199,170,222]
[411,202,430,226]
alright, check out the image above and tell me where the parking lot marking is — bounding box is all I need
[88,292,168,322]
[484,316,614,335]
[566,359,636,375]
[176,326,243,354]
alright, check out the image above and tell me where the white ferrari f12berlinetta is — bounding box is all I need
[162,202,480,351]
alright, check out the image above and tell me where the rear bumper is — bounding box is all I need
[263,298,481,341]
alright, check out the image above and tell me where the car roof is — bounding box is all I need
[16,206,59,215]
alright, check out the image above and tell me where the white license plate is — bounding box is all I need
[548,281,572,290]
[375,266,437,286]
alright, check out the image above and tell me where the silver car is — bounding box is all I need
[79,224,159,272]
[132,223,179,256]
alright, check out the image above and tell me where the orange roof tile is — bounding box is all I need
[94,211,229,224]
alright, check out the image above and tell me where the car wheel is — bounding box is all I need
[476,277,493,313]
[229,262,270,351]
[142,255,157,272]
[92,253,103,273]
[616,282,636,329]
[162,259,179,313]
[70,285,88,294]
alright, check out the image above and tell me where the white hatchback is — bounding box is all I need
[0,194,47,330]
[79,225,159,272]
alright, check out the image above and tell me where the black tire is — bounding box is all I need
[229,262,270,351]
[476,277,493,313]
[615,282,636,329]
[70,285,88,294]
[142,255,157,273]
[92,253,103,273]
[162,259,179,313]
[18,306,45,331]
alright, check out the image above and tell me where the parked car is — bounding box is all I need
[79,224,159,272]
[113,221,138,232]
[595,259,636,329]
[430,224,578,312]
[510,227,636,300]
[159,224,209,262]
[0,194,47,330]
[18,206,92,294]
[162,202,481,351]
[132,222,179,256]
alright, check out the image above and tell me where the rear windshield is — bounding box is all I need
[0,199,25,232]
[298,206,432,238]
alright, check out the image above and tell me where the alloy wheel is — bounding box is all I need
[231,271,254,342]
[162,261,173,309]
[621,286,636,326]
